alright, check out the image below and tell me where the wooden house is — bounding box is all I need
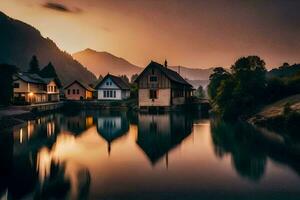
[13,73,60,104]
[64,80,94,100]
[135,61,193,108]
[95,74,130,100]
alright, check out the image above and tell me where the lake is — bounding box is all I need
[0,110,300,200]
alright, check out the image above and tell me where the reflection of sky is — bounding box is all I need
[33,121,300,199]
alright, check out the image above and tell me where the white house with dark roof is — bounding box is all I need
[95,74,130,100]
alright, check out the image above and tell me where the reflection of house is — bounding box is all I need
[135,61,193,108]
[13,73,60,103]
[64,80,94,100]
[61,113,94,135]
[95,74,130,100]
[137,113,193,165]
[96,112,129,154]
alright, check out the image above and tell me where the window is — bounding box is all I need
[77,89,79,94]
[106,82,109,86]
[103,90,106,98]
[54,86,57,92]
[68,89,70,95]
[14,83,20,88]
[109,91,113,97]
[113,91,116,98]
[149,76,158,82]
[149,89,157,99]
[73,89,75,94]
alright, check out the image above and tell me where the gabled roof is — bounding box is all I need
[135,61,192,87]
[15,73,46,84]
[95,74,130,90]
[64,80,95,92]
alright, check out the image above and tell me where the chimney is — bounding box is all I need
[164,59,168,68]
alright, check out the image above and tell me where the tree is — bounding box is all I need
[131,74,139,83]
[0,64,17,105]
[208,56,267,120]
[28,55,40,74]
[120,75,129,84]
[195,85,205,98]
[39,62,57,78]
[208,67,230,100]
[98,75,103,81]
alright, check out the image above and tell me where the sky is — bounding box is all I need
[0,0,300,68]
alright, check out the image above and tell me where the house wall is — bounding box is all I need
[98,89,122,100]
[138,89,171,107]
[122,90,130,99]
[47,80,60,101]
[14,79,28,93]
[13,78,48,103]
[137,67,171,89]
[65,82,88,100]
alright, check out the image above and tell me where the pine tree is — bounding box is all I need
[28,55,40,74]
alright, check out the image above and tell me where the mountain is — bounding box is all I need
[169,66,214,81]
[73,48,214,83]
[0,11,96,85]
[73,49,142,78]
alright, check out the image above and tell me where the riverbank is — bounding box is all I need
[249,94,300,138]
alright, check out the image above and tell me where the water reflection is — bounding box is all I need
[1,111,300,199]
[211,120,267,181]
[137,113,192,165]
[96,111,129,155]
[211,120,300,181]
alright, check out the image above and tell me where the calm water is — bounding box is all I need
[0,110,300,200]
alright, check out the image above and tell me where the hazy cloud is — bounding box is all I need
[43,2,82,13]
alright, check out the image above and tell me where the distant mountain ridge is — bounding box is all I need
[73,48,214,83]
[73,48,142,78]
[0,11,96,85]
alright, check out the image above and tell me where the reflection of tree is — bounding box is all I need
[211,120,267,181]
[0,131,13,198]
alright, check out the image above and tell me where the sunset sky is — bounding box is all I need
[1,0,300,68]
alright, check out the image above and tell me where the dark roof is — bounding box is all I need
[95,74,130,90]
[64,80,95,92]
[15,73,46,84]
[135,61,192,87]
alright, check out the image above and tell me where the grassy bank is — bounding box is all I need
[249,94,300,138]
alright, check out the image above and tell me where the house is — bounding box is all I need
[134,61,193,108]
[13,73,61,104]
[13,73,47,103]
[64,80,94,100]
[95,74,130,100]
[44,78,61,102]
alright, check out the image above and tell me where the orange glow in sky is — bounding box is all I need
[1,0,300,68]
